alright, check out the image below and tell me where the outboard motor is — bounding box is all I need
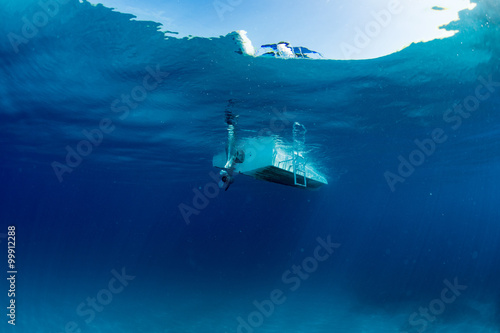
[218,169,234,191]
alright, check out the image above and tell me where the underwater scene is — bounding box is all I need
[1,0,500,332]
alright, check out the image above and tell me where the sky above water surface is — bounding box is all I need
[88,0,475,59]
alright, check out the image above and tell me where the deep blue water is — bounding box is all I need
[1,0,500,332]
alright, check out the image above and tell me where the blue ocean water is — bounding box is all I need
[1,0,500,332]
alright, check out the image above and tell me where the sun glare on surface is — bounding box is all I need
[338,0,476,59]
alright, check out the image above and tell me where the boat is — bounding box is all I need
[213,137,328,189]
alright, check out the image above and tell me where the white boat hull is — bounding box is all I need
[213,138,328,189]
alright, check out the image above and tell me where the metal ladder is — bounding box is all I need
[293,122,307,187]
[293,152,307,187]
